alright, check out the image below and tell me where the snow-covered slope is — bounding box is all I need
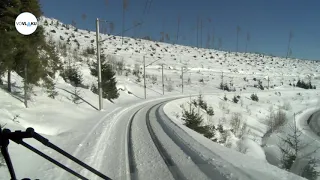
[39,16,320,95]
[0,16,319,179]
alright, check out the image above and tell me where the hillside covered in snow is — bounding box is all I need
[0,16,320,180]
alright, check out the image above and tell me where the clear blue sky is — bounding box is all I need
[40,0,320,60]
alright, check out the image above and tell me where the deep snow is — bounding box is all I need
[0,16,319,179]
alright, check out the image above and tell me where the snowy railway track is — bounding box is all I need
[145,103,188,180]
[126,102,187,180]
[58,91,281,180]
[126,107,142,180]
[125,100,220,180]
[125,98,255,180]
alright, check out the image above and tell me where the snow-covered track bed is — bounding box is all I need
[127,100,219,180]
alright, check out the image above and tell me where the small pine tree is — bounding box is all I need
[201,125,215,139]
[101,63,119,100]
[217,124,224,134]
[90,83,98,94]
[258,80,264,90]
[187,77,191,84]
[278,114,315,171]
[192,99,198,107]
[90,55,119,100]
[224,95,228,101]
[224,84,230,91]
[43,78,58,99]
[136,75,141,83]
[85,47,95,55]
[281,154,296,171]
[197,94,208,110]
[233,96,239,103]
[220,82,224,90]
[62,67,83,87]
[71,87,82,104]
[206,106,214,116]
[182,107,215,139]
[297,80,301,87]
[301,158,320,180]
[182,108,203,130]
[251,93,259,102]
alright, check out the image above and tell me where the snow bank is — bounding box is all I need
[239,138,267,161]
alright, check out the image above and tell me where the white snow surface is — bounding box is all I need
[1,16,320,179]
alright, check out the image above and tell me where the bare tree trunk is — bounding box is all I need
[245,41,248,53]
[286,31,293,59]
[176,17,180,44]
[236,26,241,52]
[7,69,11,92]
[237,31,239,52]
[211,29,215,49]
[246,32,250,53]
[122,8,125,45]
[162,18,165,42]
[286,39,291,59]
[196,17,199,48]
[200,19,203,48]
[24,63,28,108]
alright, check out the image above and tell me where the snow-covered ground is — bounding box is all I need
[0,16,319,179]
[164,90,320,179]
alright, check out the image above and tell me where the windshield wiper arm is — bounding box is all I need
[0,127,112,180]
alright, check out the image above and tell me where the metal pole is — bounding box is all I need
[24,63,28,108]
[200,19,203,48]
[162,64,164,95]
[96,18,103,110]
[181,67,184,93]
[144,56,146,99]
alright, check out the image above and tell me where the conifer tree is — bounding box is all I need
[90,55,119,100]
[0,0,22,92]
[1,0,61,101]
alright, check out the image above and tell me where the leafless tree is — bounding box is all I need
[200,18,203,48]
[133,20,139,37]
[196,16,199,48]
[160,32,164,42]
[245,32,250,53]
[211,29,215,49]
[109,22,115,34]
[72,20,77,28]
[236,25,241,52]
[206,18,211,48]
[288,48,293,58]
[81,13,87,21]
[266,108,286,133]
[206,32,210,48]
[286,31,294,59]
[176,16,181,44]
[218,38,222,50]
[165,33,170,41]
[122,0,128,44]
[161,18,166,42]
